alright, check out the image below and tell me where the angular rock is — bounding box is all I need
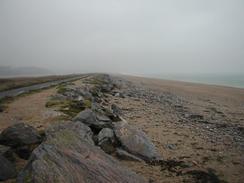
[46,121,94,145]
[96,113,111,122]
[98,128,116,153]
[17,122,146,183]
[73,108,96,124]
[73,109,112,130]
[0,155,16,181]
[116,148,143,162]
[92,103,121,122]
[0,123,42,147]
[102,107,122,122]
[113,121,162,162]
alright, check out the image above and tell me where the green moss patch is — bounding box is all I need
[46,97,92,118]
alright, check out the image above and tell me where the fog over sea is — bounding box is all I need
[144,73,244,89]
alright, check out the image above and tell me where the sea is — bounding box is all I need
[147,74,244,89]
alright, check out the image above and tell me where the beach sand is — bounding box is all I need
[108,75,244,183]
[1,74,243,182]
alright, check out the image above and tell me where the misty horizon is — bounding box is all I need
[0,0,244,76]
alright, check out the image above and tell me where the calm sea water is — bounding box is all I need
[151,74,244,89]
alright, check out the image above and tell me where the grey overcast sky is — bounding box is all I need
[0,0,243,75]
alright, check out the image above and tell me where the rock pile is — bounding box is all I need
[0,123,43,181]
[0,74,162,182]
[18,122,146,183]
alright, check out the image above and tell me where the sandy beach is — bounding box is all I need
[109,75,244,182]
[0,74,243,183]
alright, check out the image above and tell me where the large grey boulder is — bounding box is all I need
[45,121,94,145]
[113,121,162,162]
[0,155,16,181]
[73,108,96,124]
[98,128,116,153]
[0,123,42,147]
[73,109,112,130]
[17,122,146,183]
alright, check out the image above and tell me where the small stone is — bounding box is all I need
[165,144,177,150]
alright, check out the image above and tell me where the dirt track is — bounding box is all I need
[0,87,60,132]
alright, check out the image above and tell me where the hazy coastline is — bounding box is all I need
[126,73,244,89]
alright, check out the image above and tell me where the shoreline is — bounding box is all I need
[117,73,244,89]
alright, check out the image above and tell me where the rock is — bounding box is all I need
[96,113,111,122]
[0,145,13,161]
[91,102,103,113]
[76,96,84,102]
[15,145,38,160]
[113,121,162,162]
[80,87,93,100]
[97,74,115,93]
[111,104,122,116]
[113,92,125,98]
[116,148,143,162]
[0,155,16,181]
[73,108,96,124]
[165,144,177,150]
[98,128,116,153]
[0,123,42,147]
[46,121,94,145]
[101,84,114,93]
[17,122,146,183]
[73,109,112,130]
[92,103,116,122]
[101,106,121,122]
[186,114,204,120]
[114,92,120,97]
